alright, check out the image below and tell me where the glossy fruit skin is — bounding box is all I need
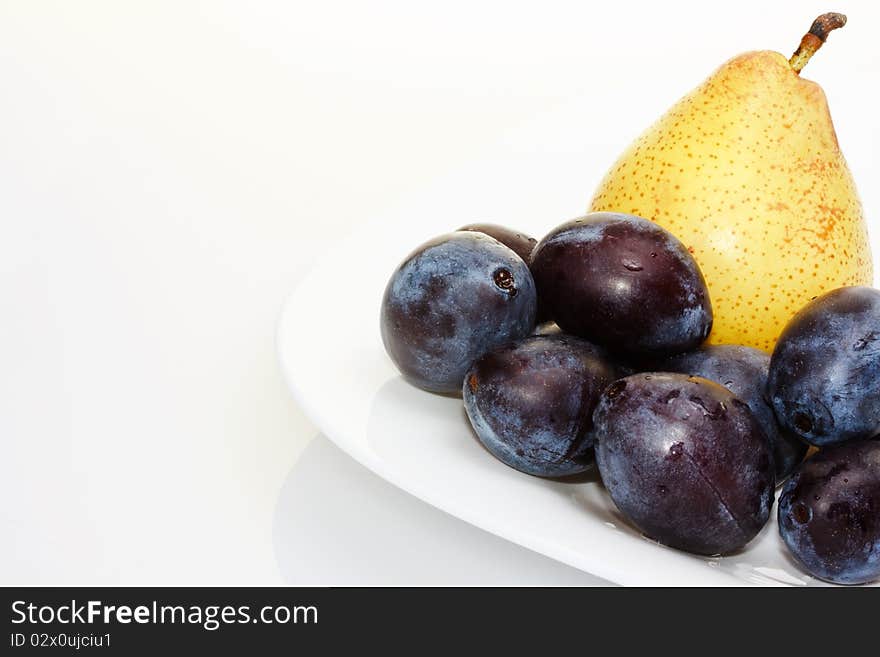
[463,335,617,477]
[458,223,537,265]
[590,51,872,353]
[663,345,807,480]
[594,373,774,555]
[531,213,712,357]
[778,441,880,585]
[381,232,537,393]
[768,286,880,446]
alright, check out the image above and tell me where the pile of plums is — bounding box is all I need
[380,213,880,585]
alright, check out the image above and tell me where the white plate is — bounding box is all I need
[277,92,880,586]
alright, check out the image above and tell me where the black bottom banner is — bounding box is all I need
[0,586,870,653]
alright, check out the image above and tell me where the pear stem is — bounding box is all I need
[789,12,847,74]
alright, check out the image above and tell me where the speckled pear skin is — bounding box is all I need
[589,50,873,352]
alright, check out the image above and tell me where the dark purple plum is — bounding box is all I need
[381,232,537,394]
[768,286,880,447]
[778,441,880,585]
[531,213,712,357]
[458,223,537,265]
[594,373,774,555]
[463,335,617,477]
[663,345,808,480]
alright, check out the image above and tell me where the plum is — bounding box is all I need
[778,441,880,585]
[768,286,880,446]
[594,372,774,555]
[530,213,712,357]
[381,232,536,393]
[463,335,616,477]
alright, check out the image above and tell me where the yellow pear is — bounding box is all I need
[589,13,872,352]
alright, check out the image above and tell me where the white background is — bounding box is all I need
[2,1,878,584]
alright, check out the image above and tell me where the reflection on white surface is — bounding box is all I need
[272,435,610,585]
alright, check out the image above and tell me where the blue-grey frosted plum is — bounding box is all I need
[663,345,808,480]
[768,286,880,446]
[530,213,712,357]
[380,232,537,394]
[463,335,617,477]
[594,373,774,555]
[778,441,880,585]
